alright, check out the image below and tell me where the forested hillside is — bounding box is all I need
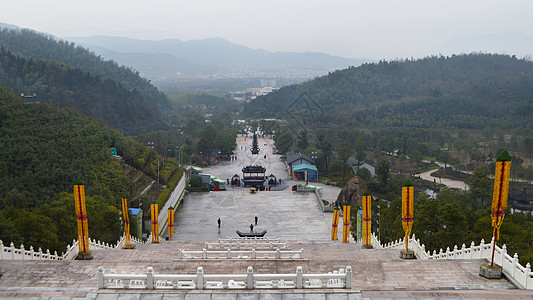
[244,54,533,134]
[0,84,175,253]
[0,48,165,134]
[0,28,169,107]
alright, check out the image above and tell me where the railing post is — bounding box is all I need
[29,246,34,260]
[512,253,518,278]
[525,263,531,289]
[0,240,3,260]
[178,249,182,259]
[227,249,231,259]
[19,244,24,260]
[147,267,154,289]
[246,266,254,289]
[252,249,256,259]
[470,241,475,259]
[202,249,207,259]
[296,266,303,289]
[500,245,507,267]
[275,249,280,259]
[480,239,486,258]
[301,249,304,259]
[345,266,352,288]
[98,266,105,289]
[197,267,204,289]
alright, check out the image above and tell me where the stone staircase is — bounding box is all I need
[1,239,522,299]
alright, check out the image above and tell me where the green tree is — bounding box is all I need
[338,142,354,181]
[470,168,492,208]
[316,130,333,169]
[355,137,366,168]
[356,167,371,183]
[296,130,309,151]
[437,150,452,168]
[413,198,469,252]
[376,159,391,190]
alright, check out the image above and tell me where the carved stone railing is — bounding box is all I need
[98,265,352,289]
[178,248,304,259]
[158,173,188,236]
[205,240,289,250]
[219,237,280,241]
[0,240,62,260]
[1,234,145,261]
[372,233,532,290]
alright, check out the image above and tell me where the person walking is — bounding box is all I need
[254,216,258,225]
[218,218,221,228]
[250,223,254,233]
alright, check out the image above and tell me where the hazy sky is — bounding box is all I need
[2,0,533,59]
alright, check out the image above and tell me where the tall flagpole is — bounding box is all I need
[362,193,372,248]
[401,180,414,259]
[490,151,511,267]
[73,180,92,259]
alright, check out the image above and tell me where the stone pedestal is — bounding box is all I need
[362,244,374,249]
[76,251,93,260]
[479,262,502,279]
[400,249,415,259]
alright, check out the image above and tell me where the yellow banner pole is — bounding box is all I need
[121,197,132,249]
[73,180,91,259]
[490,151,511,266]
[331,207,340,240]
[362,193,372,247]
[402,181,414,251]
[168,206,175,240]
[342,205,351,243]
[151,202,159,243]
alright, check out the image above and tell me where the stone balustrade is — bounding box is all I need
[178,248,304,259]
[1,234,146,261]
[372,233,532,290]
[205,240,289,250]
[157,173,188,236]
[0,240,61,260]
[219,237,280,241]
[97,265,351,290]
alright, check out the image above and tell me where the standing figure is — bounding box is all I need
[250,224,254,233]
[218,218,221,228]
[255,216,258,225]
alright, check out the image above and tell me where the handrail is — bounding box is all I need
[178,248,304,259]
[97,265,352,289]
[1,234,145,261]
[205,241,289,250]
[372,233,532,290]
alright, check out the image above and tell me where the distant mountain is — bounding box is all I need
[436,32,533,58]
[0,22,20,30]
[66,35,371,78]
[243,53,533,134]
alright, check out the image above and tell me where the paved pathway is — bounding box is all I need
[174,134,338,241]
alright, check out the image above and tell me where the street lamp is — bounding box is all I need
[176,145,183,167]
[311,152,318,164]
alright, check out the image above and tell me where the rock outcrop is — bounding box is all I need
[335,176,367,207]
